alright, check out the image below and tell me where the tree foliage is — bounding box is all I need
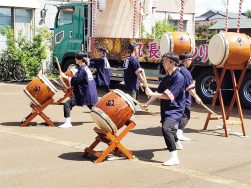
[0,26,52,77]
[246,10,251,18]
[195,23,217,40]
[143,20,177,40]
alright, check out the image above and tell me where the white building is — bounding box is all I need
[143,0,195,36]
[0,0,59,52]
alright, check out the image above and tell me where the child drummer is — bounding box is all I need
[123,43,149,99]
[59,52,98,128]
[144,52,186,166]
[90,46,111,92]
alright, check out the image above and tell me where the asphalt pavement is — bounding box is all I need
[0,81,251,188]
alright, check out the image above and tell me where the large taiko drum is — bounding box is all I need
[160,32,195,56]
[208,32,251,68]
[91,89,136,133]
[58,66,78,89]
[24,74,58,106]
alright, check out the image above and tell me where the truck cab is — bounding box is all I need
[53,2,89,71]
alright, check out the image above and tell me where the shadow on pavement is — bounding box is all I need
[131,126,162,136]
[132,148,165,164]
[131,126,227,138]
[58,152,89,161]
[0,121,90,127]
[58,150,164,164]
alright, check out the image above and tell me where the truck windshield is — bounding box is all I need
[57,7,74,27]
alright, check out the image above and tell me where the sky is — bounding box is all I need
[195,0,251,16]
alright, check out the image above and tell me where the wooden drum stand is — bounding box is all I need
[82,120,136,163]
[203,63,249,137]
[56,87,73,105]
[21,75,57,127]
[20,99,55,127]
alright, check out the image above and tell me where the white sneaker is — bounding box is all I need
[58,122,72,128]
[162,151,180,166]
[175,140,183,150]
[177,129,191,141]
[58,117,72,128]
[178,134,191,141]
[163,158,180,166]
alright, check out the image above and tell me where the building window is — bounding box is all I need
[0,8,11,52]
[168,20,187,31]
[14,9,33,40]
[0,7,33,52]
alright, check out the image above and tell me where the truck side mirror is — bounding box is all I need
[39,9,47,25]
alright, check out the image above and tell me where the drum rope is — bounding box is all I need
[237,0,243,33]
[225,0,229,32]
[133,0,137,38]
[139,1,142,38]
[92,0,97,37]
[179,0,185,32]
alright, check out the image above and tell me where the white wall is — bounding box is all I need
[142,0,195,36]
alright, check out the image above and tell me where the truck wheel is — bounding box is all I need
[195,70,216,104]
[62,58,76,72]
[239,73,251,110]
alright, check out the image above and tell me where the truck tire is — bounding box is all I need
[239,73,251,110]
[62,58,76,72]
[195,69,216,104]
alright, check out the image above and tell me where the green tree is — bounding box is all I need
[246,10,251,18]
[195,23,217,40]
[0,26,52,77]
[143,20,177,40]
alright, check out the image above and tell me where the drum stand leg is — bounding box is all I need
[82,120,136,163]
[56,88,73,105]
[20,98,55,127]
[203,65,247,137]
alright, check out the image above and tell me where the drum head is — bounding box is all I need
[113,89,136,113]
[208,33,229,66]
[39,74,58,93]
[160,33,173,56]
[69,66,78,74]
[91,107,117,133]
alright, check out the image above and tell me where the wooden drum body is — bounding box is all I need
[24,74,58,106]
[59,66,78,89]
[160,32,195,56]
[208,32,251,68]
[91,89,135,133]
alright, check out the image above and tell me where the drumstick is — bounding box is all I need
[141,69,148,88]
[55,57,62,73]
[139,83,144,92]
[130,97,148,111]
[201,102,220,119]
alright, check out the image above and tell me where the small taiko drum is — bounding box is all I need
[160,32,195,56]
[59,66,78,89]
[24,74,58,106]
[208,32,251,68]
[91,89,135,133]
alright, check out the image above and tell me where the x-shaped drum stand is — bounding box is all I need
[203,63,249,137]
[20,98,55,127]
[82,120,136,163]
[56,88,73,105]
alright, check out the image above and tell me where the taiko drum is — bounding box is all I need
[91,89,135,133]
[24,74,57,106]
[160,32,195,56]
[208,32,251,68]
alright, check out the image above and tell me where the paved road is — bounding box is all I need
[0,81,251,188]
